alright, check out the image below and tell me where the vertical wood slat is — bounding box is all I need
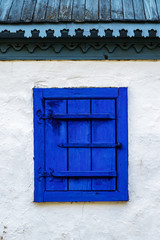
[122,0,134,20]
[68,100,91,190]
[143,0,158,20]
[72,0,85,22]
[59,0,73,21]
[92,99,116,191]
[111,0,123,20]
[117,88,128,200]
[21,0,37,22]
[85,0,99,21]
[45,100,68,191]
[46,0,60,22]
[33,0,48,22]
[8,0,25,22]
[34,89,45,202]
[99,0,111,21]
[0,0,14,22]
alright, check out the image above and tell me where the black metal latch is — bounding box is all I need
[38,168,54,181]
[36,110,53,124]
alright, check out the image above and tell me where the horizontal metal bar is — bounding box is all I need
[52,171,117,177]
[42,114,115,120]
[58,143,122,148]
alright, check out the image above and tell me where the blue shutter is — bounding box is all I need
[34,88,128,202]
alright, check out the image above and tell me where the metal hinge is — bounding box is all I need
[36,110,53,124]
[38,168,54,181]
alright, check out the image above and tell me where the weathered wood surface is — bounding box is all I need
[143,0,158,20]
[99,0,111,21]
[21,0,37,22]
[59,0,73,21]
[46,0,60,22]
[111,0,123,20]
[156,0,160,17]
[85,0,99,21]
[72,0,85,22]
[8,0,24,22]
[33,0,48,22]
[133,0,145,20]
[0,0,160,23]
[0,0,14,22]
[122,0,134,20]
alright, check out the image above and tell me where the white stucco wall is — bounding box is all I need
[0,61,160,240]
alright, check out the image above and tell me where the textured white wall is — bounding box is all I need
[0,61,160,240]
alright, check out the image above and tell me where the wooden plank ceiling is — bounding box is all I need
[0,0,160,23]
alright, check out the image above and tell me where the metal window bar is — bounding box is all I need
[58,143,122,148]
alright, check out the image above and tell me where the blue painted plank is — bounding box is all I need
[111,0,123,20]
[133,0,145,20]
[85,0,99,21]
[45,100,68,191]
[34,89,45,202]
[156,0,160,17]
[21,0,37,22]
[59,0,73,21]
[99,0,111,21]
[33,0,48,22]
[92,99,116,190]
[122,0,134,20]
[0,0,13,22]
[117,88,128,200]
[68,99,91,190]
[42,88,119,99]
[46,0,60,22]
[72,0,85,22]
[143,0,158,20]
[8,0,24,22]
[44,191,128,202]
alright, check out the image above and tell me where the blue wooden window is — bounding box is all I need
[34,88,128,202]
